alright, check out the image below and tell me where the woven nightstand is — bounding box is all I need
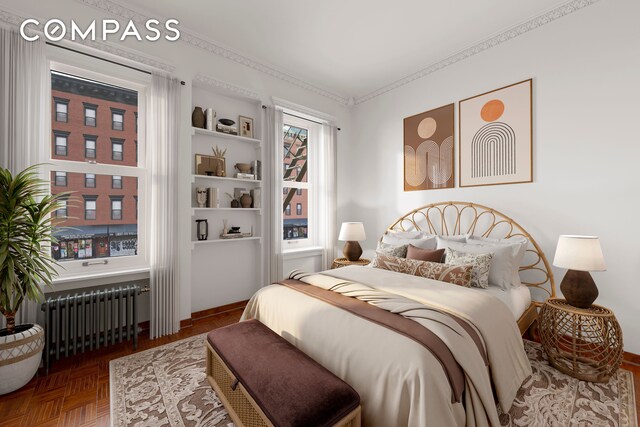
[539,298,623,383]
[331,258,371,269]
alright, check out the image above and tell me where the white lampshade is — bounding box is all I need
[338,222,366,241]
[553,235,606,272]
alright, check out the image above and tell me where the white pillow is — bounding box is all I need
[467,236,528,287]
[438,234,468,243]
[438,237,516,290]
[382,231,437,250]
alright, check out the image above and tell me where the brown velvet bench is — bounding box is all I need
[206,319,361,427]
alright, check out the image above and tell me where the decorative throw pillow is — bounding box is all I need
[372,253,473,287]
[467,235,528,288]
[444,248,493,289]
[375,241,408,258]
[438,239,514,290]
[406,245,445,263]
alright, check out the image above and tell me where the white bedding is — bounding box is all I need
[478,284,531,319]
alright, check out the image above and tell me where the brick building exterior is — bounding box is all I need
[50,72,138,261]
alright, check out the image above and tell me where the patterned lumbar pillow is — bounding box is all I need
[375,241,408,258]
[444,247,493,289]
[372,253,473,287]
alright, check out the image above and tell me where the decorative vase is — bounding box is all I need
[240,193,253,208]
[192,107,205,128]
[206,108,216,131]
[0,323,44,395]
[231,199,240,208]
[195,219,208,240]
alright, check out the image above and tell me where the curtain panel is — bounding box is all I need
[0,27,47,326]
[148,73,180,338]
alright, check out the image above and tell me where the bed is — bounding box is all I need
[242,202,556,426]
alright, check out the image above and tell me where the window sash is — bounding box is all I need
[85,174,96,188]
[85,108,97,127]
[112,113,124,130]
[55,136,67,156]
[55,103,68,122]
[112,176,122,189]
[112,143,123,161]
[55,172,67,186]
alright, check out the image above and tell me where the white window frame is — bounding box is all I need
[281,115,319,250]
[47,53,149,281]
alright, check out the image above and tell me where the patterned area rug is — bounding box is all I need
[110,335,637,427]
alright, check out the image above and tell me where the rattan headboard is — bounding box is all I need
[386,201,556,306]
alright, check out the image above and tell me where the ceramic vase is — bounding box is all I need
[192,107,205,128]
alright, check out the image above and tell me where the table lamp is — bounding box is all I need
[338,222,366,261]
[553,235,606,308]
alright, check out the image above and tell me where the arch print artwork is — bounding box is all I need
[459,79,532,187]
[403,103,454,191]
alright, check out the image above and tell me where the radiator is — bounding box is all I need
[41,285,140,371]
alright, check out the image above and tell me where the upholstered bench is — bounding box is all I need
[206,319,362,427]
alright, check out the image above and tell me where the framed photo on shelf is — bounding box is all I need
[195,154,225,177]
[239,116,254,138]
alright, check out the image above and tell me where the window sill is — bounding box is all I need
[50,268,150,293]
[283,246,324,260]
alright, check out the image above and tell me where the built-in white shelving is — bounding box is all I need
[191,174,261,184]
[191,236,261,249]
[192,127,261,146]
[191,207,260,215]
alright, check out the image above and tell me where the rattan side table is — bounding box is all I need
[539,298,623,383]
[331,258,371,269]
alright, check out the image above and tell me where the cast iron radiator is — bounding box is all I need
[41,285,140,371]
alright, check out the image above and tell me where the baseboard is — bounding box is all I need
[191,300,249,320]
[623,351,640,366]
[135,300,246,333]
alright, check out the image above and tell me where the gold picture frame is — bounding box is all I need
[195,154,226,177]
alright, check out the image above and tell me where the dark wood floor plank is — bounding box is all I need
[0,305,637,425]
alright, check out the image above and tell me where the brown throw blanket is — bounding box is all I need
[277,278,486,404]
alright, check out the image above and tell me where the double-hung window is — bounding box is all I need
[54,131,69,156]
[281,116,319,247]
[84,135,97,159]
[49,63,147,279]
[54,98,68,122]
[84,103,97,127]
[112,108,124,131]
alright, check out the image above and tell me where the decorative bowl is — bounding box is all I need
[234,163,251,173]
[218,118,235,126]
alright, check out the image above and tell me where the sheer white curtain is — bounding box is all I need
[0,27,47,326]
[319,124,338,270]
[148,73,180,338]
[265,106,284,283]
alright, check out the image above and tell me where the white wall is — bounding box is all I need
[342,0,640,353]
[0,0,352,322]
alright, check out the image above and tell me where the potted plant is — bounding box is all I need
[0,165,66,394]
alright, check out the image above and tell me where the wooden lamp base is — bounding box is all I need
[342,241,362,262]
[560,269,598,309]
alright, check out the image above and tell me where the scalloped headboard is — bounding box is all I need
[386,201,556,306]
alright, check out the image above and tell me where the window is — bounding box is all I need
[84,196,97,220]
[84,103,97,127]
[84,135,96,159]
[54,131,69,156]
[56,199,68,217]
[85,173,96,188]
[110,196,123,220]
[112,139,124,161]
[282,119,313,245]
[48,66,146,278]
[112,108,124,131]
[54,98,68,122]
[54,171,67,186]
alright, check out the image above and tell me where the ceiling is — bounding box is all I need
[122,1,573,102]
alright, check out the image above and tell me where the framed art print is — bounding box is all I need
[403,103,454,191]
[459,79,532,187]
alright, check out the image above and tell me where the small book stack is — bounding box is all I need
[216,123,238,135]
[236,173,255,180]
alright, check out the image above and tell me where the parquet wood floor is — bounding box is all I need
[0,307,637,426]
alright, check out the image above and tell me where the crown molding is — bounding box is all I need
[78,0,350,106]
[0,6,175,73]
[193,74,261,102]
[354,0,600,104]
